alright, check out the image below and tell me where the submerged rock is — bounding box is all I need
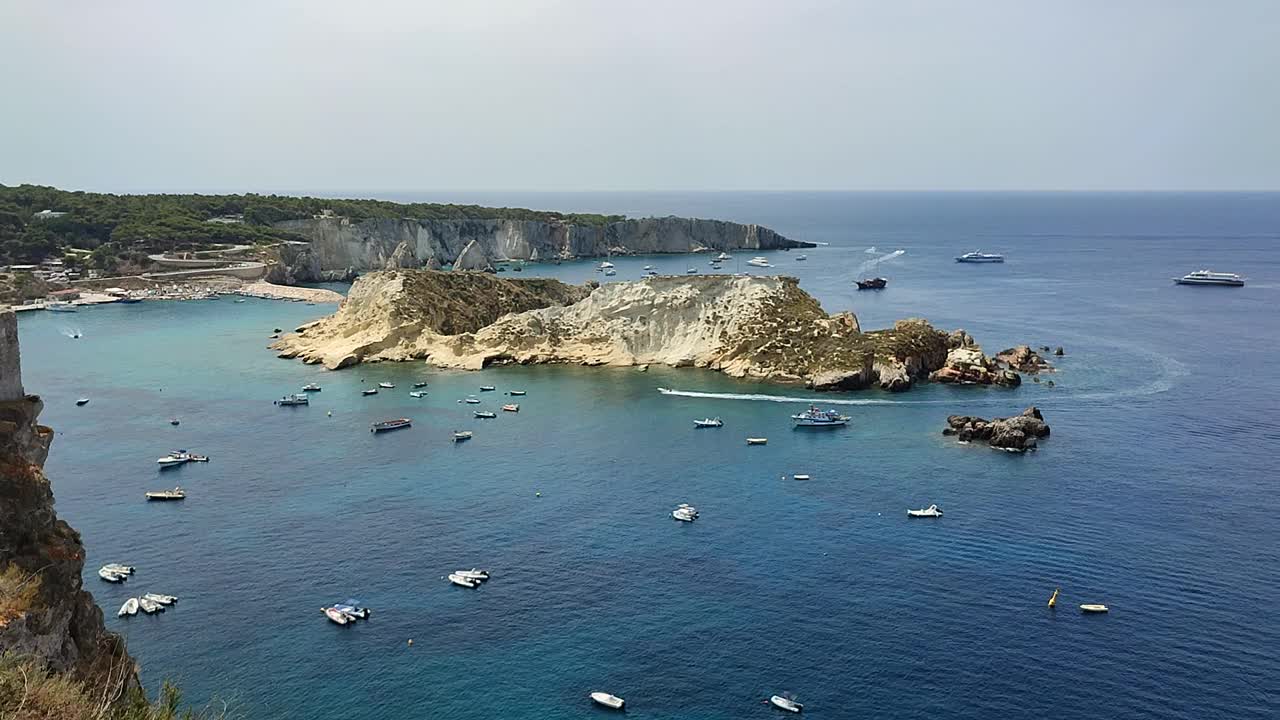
[944,406,1051,452]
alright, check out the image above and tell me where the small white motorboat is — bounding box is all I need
[98,567,127,583]
[378,382,395,389]
[795,254,807,261]
[508,390,526,396]
[362,388,378,396]
[334,600,370,619]
[156,454,189,468]
[323,606,349,625]
[590,692,625,710]
[448,573,478,588]
[409,390,427,398]
[907,504,943,518]
[747,256,771,268]
[770,695,803,713]
[138,597,163,614]
[672,504,699,522]
[474,410,497,419]
[118,598,140,617]
[599,261,615,270]
[686,267,698,274]
[145,487,186,501]
[76,397,90,406]
[716,252,732,261]
[464,396,481,404]
[143,593,176,606]
[413,381,429,388]
[502,404,519,412]
[643,265,654,270]
[1080,604,1109,614]
[793,474,811,481]
[274,393,310,406]
[452,431,473,442]
[694,417,723,428]
[479,386,496,392]
[102,563,135,575]
[453,568,490,581]
[301,384,322,392]
[746,437,768,445]
[603,269,617,276]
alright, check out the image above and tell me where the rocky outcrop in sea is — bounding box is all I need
[273,270,960,393]
[942,406,1051,452]
[0,310,137,703]
[929,330,1024,387]
[266,216,812,283]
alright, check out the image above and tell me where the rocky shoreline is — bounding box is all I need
[269,269,1037,395]
[267,216,813,283]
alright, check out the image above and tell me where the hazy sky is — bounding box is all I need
[2,0,1278,192]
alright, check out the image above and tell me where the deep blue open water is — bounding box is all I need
[18,193,1280,719]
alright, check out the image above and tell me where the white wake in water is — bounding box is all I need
[58,325,83,339]
[864,246,880,255]
[856,249,905,275]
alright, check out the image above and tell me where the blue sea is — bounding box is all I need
[18,193,1280,719]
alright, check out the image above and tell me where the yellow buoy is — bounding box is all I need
[1048,587,1060,608]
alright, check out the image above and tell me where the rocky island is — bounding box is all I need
[273,270,1024,393]
[943,407,1052,452]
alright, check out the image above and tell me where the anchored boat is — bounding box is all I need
[770,695,803,713]
[590,692,625,710]
[1080,603,1109,613]
[907,504,943,518]
[452,431,473,442]
[856,277,888,290]
[118,598,140,617]
[274,394,310,406]
[502,404,519,412]
[371,418,412,433]
[145,487,186,501]
[694,417,723,428]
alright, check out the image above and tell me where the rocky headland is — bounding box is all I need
[943,406,1051,452]
[0,310,137,706]
[267,216,812,283]
[272,270,1005,393]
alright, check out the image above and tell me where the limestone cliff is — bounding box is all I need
[267,216,811,282]
[274,270,955,392]
[0,310,136,701]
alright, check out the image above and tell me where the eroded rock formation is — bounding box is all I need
[274,270,956,392]
[929,329,1023,387]
[943,406,1051,452]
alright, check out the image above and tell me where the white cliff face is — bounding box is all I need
[273,270,955,392]
[270,216,808,282]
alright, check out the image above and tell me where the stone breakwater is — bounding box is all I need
[272,270,991,393]
[0,310,137,702]
[267,216,812,283]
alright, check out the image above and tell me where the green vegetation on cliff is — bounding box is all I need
[0,653,230,720]
[0,184,626,265]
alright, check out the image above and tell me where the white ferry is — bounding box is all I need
[1173,270,1244,287]
[791,405,850,427]
[955,251,1004,263]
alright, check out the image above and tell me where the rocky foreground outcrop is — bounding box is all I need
[267,216,812,283]
[943,406,1051,452]
[929,330,1025,387]
[0,311,136,703]
[274,270,959,391]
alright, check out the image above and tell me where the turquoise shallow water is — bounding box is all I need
[18,192,1280,719]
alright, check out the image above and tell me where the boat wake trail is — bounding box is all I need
[856,249,905,275]
[864,246,880,254]
[58,325,83,339]
[656,387,941,406]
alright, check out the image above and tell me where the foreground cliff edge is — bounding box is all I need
[273,270,1025,392]
[0,310,140,711]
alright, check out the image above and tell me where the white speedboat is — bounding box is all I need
[274,393,309,406]
[76,397,89,406]
[479,386,496,392]
[955,250,1004,263]
[118,598,140,617]
[907,504,943,518]
[1173,270,1245,286]
[156,454,189,468]
[694,417,723,428]
[452,431,473,442]
[716,252,732,261]
[793,474,811,481]
[464,396,481,404]
[502,404,519,412]
[98,567,127,582]
[770,695,803,713]
[1080,603,1109,613]
[323,606,349,625]
[474,411,497,419]
[413,381,429,388]
[747,256,771,267]
[448,573,478,588]
[672,504,698,522]
[143,593,176,606]
[746,437,768,445]
[508,390,526,396]
[686,267,698,274]
[643,265,654,270]
[334,600,370,619]
[795,254,807,261]
[791,405,850,427]
[409,390,427,398]
[102,563,135,575]
[454,568,490,581]
[603,269,617,276]
[45,301,77,312]
[378,382,395,389]
[301,383,322,392]
[599,261,615,270]
[138,597,163,614]
[590,692,625,710]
